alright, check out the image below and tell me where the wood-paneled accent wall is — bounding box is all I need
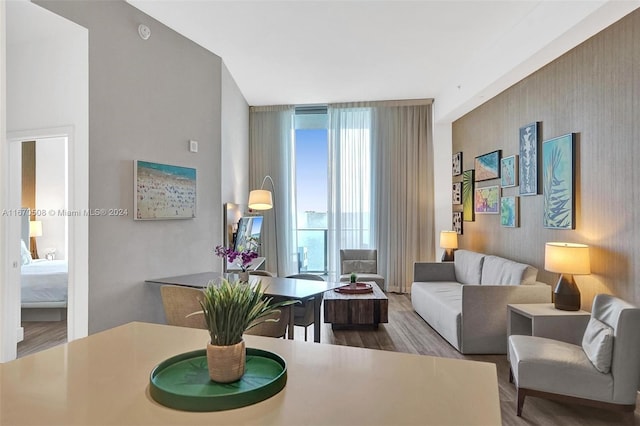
[452,9,640,309]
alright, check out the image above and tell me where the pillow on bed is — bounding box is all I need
[21,239,32,265]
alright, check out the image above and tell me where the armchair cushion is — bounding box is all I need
[582,317,614,374]
[342,259,377,274]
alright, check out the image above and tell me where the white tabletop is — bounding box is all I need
[1,322,502,425]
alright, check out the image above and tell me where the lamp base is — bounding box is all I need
[553,274,581,311]
[441,249,454,262]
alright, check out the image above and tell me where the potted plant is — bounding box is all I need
[195,278,295,383]
[350,272,358,289]
[215,238,259,282]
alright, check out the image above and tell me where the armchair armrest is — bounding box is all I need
[460,283,551,354]
[413,262,456,282]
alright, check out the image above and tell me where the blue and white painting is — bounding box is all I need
[501,155,518,188]
[542,134,574,229]
[135,160,197,220]
[474,150,501,181]
[501,196,518,227]
[519,122,538,195]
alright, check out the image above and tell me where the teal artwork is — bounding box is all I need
[543,134,575,229]
[474,150,501,181]
[500,196,518,227]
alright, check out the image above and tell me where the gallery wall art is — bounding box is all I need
[500,196,519,227]
[134,160,197,220]
[542,133,575,229]
[519,122,539,195]
[475,185,500,214]
[452,182,462,205]
[453,212,463,234]
[452,152,462,176]
[462,170,475,221]
[474,150,501,181]
[501,155,518,188]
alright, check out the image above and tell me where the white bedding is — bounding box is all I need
[21,259,68,304]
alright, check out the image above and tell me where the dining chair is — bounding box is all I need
[249,270,276,277]
[244,305,290,339]
[286,273,325,341]
[160,285,206,329]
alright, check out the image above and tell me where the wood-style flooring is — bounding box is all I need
[16,294,640,425]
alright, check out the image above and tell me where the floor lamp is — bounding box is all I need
[248,176,279,276]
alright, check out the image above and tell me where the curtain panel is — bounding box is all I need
[373,103,434,293]
[249,105,298,277]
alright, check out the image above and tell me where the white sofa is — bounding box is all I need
[411,250,551,354]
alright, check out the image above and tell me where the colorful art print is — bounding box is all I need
[452,182,462,205]
[452,152,462,176]
[501,196,519,227]
[474,150,501,181]
[501,155,518,188]
[462,170,475,222]
[453,212,463,235]
[519,122,539,195]
[543,133,575,229]
[134,160,196,220]
[474,185,500,214]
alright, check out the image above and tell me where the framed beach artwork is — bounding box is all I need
[462,170,475,222]
[543,133,575,229]
[452,182,462,205]
[500,196,519,227]
[519,122,539,195]
[474,150,501,181]
[453,212,463,235]
[452,152,462,176]
[134,160,197,220]
[475,185,500,214]
[500,155,518,188]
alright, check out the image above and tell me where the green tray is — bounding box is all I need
[149,348,287,412]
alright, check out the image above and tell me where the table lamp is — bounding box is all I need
[440,231,458,262]
[29,220,43,259]
[544,242,590,311]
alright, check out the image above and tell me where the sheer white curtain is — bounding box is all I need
[372,102,434,293]
[249,105,298,277]
[327,104,374,280]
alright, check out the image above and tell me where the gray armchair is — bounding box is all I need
[508,294,640,416]
[339,249,384,289]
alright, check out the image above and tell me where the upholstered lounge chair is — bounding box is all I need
[508,294,640,416]
[339,249,384,289]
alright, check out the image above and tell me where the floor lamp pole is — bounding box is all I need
[260,176,279,277]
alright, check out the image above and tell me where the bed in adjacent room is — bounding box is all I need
[20,239,68,321]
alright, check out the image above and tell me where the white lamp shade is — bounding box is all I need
[439,231,458,249]
[29,220,43,237]
[248,189,273,210]
[545,242,590,275]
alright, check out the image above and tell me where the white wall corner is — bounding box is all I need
[432,118,452,263]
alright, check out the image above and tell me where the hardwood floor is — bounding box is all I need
[15,295,639,424]
[292,293,640,426]
[17,320,67,359]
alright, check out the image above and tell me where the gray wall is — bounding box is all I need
[452,9,640,310]
[37,0,226,332]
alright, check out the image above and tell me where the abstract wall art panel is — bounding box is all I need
[475,185,500,214]
[542,133,575,229]
[519,122,539,195]
[462,170,475,221]
[474,150,501,181]
[501,155,518,188]
[500,196,519,227]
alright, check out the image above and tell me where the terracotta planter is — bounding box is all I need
[206,340,246,383]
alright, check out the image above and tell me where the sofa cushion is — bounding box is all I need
[411,282,462,350]
[342,259,377,274]
[453,250,485,285]
[480,255,538,285]
[582,317,614,374]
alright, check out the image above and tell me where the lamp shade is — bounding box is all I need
[544,242,590,275]
[29,220,43,237]
[248,189,273,210]
[439,231,458,249]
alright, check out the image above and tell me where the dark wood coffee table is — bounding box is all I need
[323,281,388,329]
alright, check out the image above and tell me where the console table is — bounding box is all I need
[1,322,502,425]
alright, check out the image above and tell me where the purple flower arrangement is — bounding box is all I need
[215,245,259,272]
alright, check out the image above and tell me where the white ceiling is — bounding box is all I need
[16,0,637,122]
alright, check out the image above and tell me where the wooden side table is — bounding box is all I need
[507,303,591,346]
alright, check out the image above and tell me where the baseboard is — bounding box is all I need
[21,308,67,322]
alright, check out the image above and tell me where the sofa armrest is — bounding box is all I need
[413,262,456,282]
[460,283,551,354]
